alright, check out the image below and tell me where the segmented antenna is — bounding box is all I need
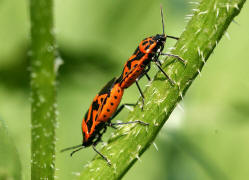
[60,144,83,153]
[160,5,165,35]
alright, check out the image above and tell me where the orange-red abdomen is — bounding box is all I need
[97,83,124,123]
[81,78,124,146]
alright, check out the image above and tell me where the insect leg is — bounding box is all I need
[167,35,179,40]
[160,53,186,65]
[144,72,151,81]
[108,103,149,128]
[93,126,107,145]
[135,71,151,82]
[135,80,145,110]
[110,120,149,127]
[92,145,111,165]
[137,71,150,82]
[136,64,151,82]
[145,63,151,72]
[143,64,151,81]
[110,103,136,121]
[155,61,175,85]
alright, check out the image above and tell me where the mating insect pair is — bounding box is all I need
[61,7,186,165]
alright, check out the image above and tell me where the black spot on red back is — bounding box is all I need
[145,45,150,50]
[126,51,145,69]
[142,41,148,45]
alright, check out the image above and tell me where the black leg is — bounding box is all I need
[144,72,151,81]
[136,73,145,81]
[155,61,175,86]
[92,145,111,165]
[92,128,106,146]
[109,120,149,127]
[137,70,151,82]
[144,64,151,81]
[138,63,151,80]
[144,63,151,73]
[160,53,186,65]
[157,58,162,66]
[167,35,179,40]
[135,81,145,110]
[110,103,136,120]
[130,63,151,85]
[108,124,118,129]
[137,71,150,82]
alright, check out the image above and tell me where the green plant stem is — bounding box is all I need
[79,0,246,179]
[30,0,57,179]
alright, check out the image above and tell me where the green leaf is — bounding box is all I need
[79,0,247,179]
[0,118,22,180]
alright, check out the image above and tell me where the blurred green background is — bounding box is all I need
[0,0,249,179]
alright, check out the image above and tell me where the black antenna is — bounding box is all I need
[160,5,165,35]
[70,146,84,156]
[60,144,83,153]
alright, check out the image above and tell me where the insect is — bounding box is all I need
[119,7,186,108]
[61,77,148,165]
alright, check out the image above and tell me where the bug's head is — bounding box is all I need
[82,138,92,147]
[82,124,96,148]
[154,34,166,45]
[151,34,166,53]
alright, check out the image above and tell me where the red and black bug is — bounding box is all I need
[61,77,148,165]
[119,7,186,108]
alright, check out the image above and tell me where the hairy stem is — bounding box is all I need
[79,0,246,179]
[29,0,57,179]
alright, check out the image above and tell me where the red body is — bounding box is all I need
[81,78,124,146]
[119,35,166,89]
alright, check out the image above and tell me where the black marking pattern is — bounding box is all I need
[145,45,150,50]
[142,40,148,45]
[92,100,99,110]
[85,78,117,136]
[98,78,116,95]
[126,50,145,69]
[86,99,100,130]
